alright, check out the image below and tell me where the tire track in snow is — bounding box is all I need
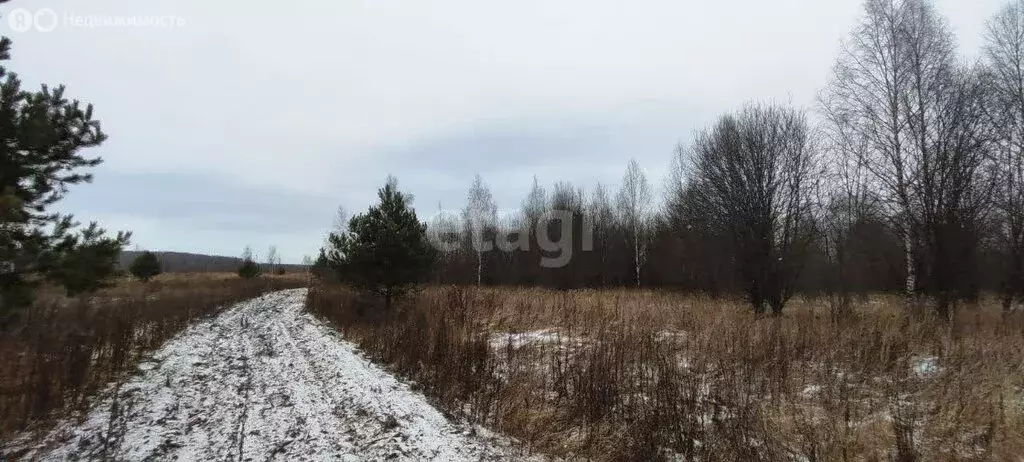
[6,289,534,461]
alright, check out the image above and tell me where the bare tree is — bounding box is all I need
[332,206,348,233]
[520,176,547,284]
[522,176,546,222]
[616,159,652,287]
[242,245,256,262]
[266,245,280,272]
[985,0,1024,311]
[819,86,880,314]
[546,181,586,287]
[665,146,736,294]
[322,206,350,250]
[923,66,994,313]
[428,202,464,282]
[588,183,615,286]
[300,254,314,282]
[689,103,818,314]
[465,174,497,286]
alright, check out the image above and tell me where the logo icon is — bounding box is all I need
[7,8,33,32]
[6,8,59,33]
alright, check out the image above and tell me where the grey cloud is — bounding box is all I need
[57,170,337,235]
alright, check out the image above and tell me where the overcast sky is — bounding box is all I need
[2,0,1003,262]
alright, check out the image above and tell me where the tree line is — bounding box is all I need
[325,0,1024,317]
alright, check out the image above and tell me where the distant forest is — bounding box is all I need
[119,251,305,274]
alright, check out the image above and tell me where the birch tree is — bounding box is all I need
[616,159,652,287]
[464,174,497,286]
[821,0,918,298]
[266,245,280,273]
[822,0,990,315]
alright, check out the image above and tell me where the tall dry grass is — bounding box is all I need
[308,285,1024,461]
[0,273,306,442]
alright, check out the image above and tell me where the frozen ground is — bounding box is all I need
[7,289,531,461]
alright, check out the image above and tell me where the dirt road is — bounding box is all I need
[10,289,526,461]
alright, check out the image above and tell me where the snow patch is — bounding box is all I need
[912,356,940,377]
[489,329,571,350]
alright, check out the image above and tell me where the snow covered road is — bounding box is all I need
[11,289,528,461]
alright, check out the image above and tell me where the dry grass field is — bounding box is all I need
[0,272,306,441]
[308,285,1024,461]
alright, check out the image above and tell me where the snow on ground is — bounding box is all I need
[7,289,534,461]
[912,355,940,377]
[489,329,580,350]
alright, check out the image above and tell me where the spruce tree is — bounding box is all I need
[237,246,262,279]
[0,37,130,319]
[325,176,436,308]
[238,259,261,279]
[310,248,331,280]
[129,251,162,282]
